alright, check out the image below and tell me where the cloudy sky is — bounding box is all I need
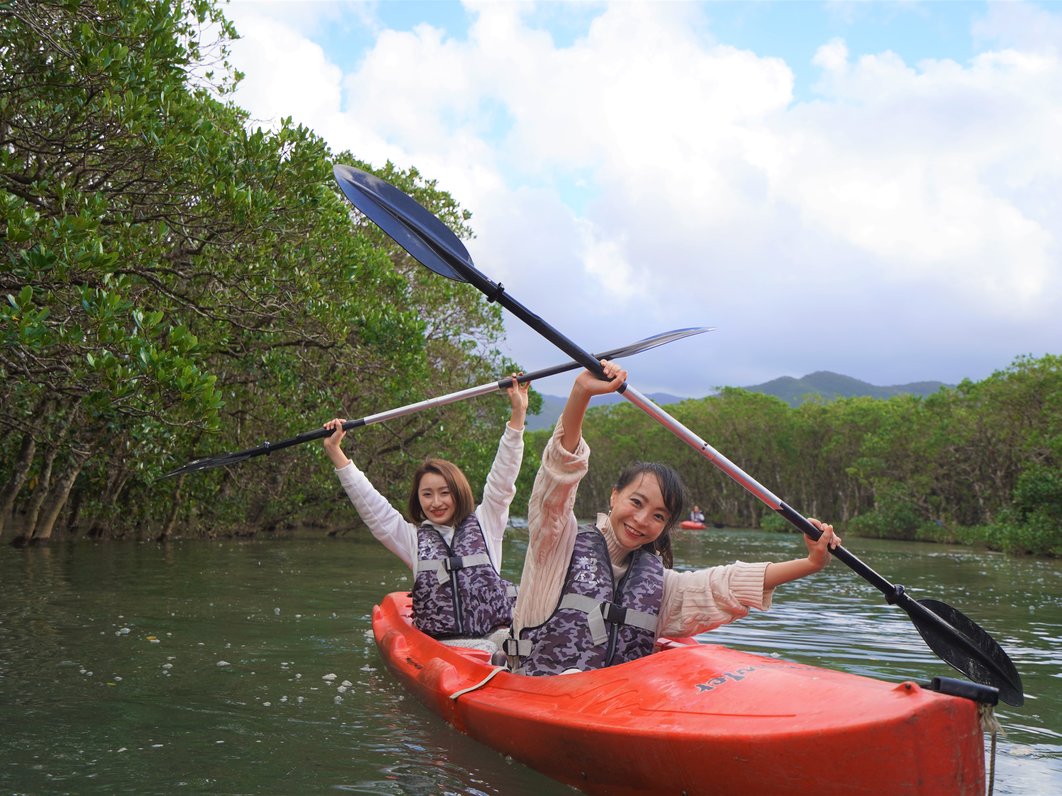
[220,0,1062,397]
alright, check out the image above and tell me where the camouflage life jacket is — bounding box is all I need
[507,524,663,675]
[411,513,516,639]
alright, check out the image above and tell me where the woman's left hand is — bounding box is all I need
[322,418,351,469]
[505,372,530,429]
[507,372,530,411]
[805,518,841,571]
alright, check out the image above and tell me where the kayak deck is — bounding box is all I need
[372,592,985,795]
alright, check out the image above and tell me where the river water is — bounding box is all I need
[1,528,1059,795]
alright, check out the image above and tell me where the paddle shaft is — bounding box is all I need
[163,328,709,478]
[481,282,910,599]
[629,385,1026,666]
[168,367,574,474]
[624,385,911,595]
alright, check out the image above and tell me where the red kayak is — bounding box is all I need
[372,592,985,795]
[679,519,706,530]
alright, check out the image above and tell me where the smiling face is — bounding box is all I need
[608,473,672,552]
[407,459,475,527]
[417,471,456,526]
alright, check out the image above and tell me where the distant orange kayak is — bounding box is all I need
[372,592,986,795]
[679,519,706,529]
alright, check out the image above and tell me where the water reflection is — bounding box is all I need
[0,529,1058,795]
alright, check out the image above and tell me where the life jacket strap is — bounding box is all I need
[416,552,492,584]
[559,594,658,646]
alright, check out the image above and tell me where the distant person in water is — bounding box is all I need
[505,360,841,676]
[322,375,529,652]
[689,505,706,524]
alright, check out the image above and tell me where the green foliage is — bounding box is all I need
[980,466,1062,556]
[0,0,524,542]
[1013,465,1062,519]
[759,512,791,534]
[566,355,1061,556]
[847,484,924,539]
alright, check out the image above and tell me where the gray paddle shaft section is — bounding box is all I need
[620,384,783,508]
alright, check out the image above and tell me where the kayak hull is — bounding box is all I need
[372,592,985,795]
[679,520,706,530]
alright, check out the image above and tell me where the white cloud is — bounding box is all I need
[778,41,1060,320]
[225,9,343,129]
[973,0,1062,53]
[222,0,1062,394]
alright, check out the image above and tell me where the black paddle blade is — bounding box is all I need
[604,327,713,360]
[909,598,1024,706]
[161,451,254,479]
[161,428,333,480]
[333,164,472,282]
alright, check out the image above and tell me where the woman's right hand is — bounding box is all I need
[804,518,841,571]
[506,373,530,429]
[575,359,628,397]
[561,360,628,452]
[322,418,351,468]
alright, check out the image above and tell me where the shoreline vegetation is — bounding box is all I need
[542,362,1062,558]
[2,1,1059,557]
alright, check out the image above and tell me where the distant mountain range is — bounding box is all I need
[524,371,951,431]
[742,370,949,406]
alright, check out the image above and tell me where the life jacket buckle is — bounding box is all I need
[601,601,627,625]
[503,637,532,656]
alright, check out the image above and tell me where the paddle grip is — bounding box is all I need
[294,418,367,444]
[927,676,999,706]
[777,502,896,596]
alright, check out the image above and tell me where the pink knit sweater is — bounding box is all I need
[512,418,774,640]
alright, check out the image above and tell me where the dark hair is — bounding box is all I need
[407,459,475,526]
[614,461,686,568]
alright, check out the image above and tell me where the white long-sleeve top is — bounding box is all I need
[513,418,773,639]
[334,422,524,575]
